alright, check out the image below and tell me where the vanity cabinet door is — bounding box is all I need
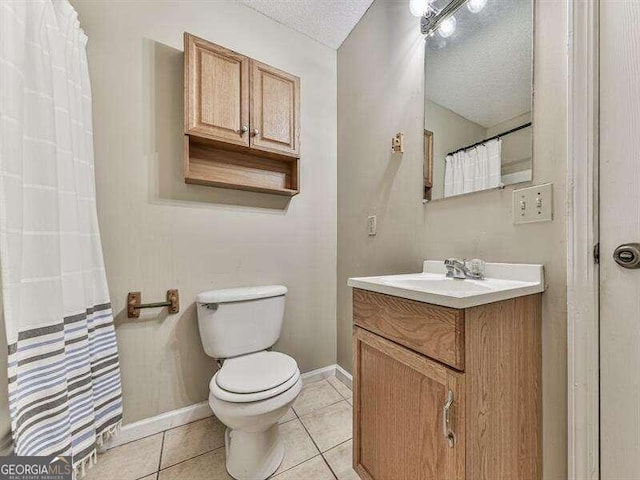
[353,327,465,480]
[250,60,300,157]
[184,33,250,147]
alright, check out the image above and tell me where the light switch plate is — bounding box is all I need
[367,215,377,236]
[513,183,553,225]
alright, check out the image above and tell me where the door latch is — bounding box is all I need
[613,243,640,269]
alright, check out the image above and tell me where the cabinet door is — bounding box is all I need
[184,33,250,146]
[353,327,465,480]
[250,60,300,157]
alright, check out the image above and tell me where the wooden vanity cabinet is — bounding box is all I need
[183,33,300,195]
[354,328,465,480]
[352,289,541,480]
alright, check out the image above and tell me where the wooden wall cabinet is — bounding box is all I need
[184,33,300,196]
[352,289,541,480]
[250,60,300,158]
[184,36,250,147]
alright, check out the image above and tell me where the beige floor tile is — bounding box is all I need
[300,401,352,452]
[161,416,226,469]
[272,455,335,479]
[278,407,296,424]
[293,379,343,417]
[273,419,319,475]
[323,440,360,480]
[159,447,230,480]
[84,433,163,480]
[139,475,157,480]
[346,396,353,406]
[327,376,352,401]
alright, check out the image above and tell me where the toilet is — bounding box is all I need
[196,285,302,480]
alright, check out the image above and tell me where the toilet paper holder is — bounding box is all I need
[127,289,180,318]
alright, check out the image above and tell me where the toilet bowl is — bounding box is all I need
[208,350,301,479]
[196,286,301,480]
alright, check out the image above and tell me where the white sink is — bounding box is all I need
[347,260,544,309]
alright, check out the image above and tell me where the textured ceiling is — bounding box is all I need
[237,0,374,49]
[425,0,533,127]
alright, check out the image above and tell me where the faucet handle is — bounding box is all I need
[444,258,457,278]
[466,259,486,279]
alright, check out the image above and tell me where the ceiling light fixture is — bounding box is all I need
[419,0,465,36]
[438,16,457,38]
[409,0,431,18]
[467,0,487,13]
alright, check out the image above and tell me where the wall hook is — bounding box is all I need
[391,132,404,153]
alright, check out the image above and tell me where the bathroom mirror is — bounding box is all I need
[423,0,533,201]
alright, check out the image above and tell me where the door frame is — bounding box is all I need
[567,1,599,479]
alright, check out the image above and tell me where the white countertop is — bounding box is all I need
[347,261,545,309]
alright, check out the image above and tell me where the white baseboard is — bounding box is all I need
[335,364,353,389]
[101,363,349,451]
[300,364,338,384]
[102,401,213,450]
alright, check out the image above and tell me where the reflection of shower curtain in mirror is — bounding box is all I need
[444,139,502,197]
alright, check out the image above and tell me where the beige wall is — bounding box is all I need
[487,111,533,137]
[489,112,533,178]
[70,0,337,425]
[425,99,486,199]
[337,1,567,478]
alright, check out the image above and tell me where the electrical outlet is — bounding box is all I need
[367,215,377,236]
[513,183,553,225]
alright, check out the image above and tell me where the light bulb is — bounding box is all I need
[467,0,487,13]
[438,16,457,38]
[409,0,430,17]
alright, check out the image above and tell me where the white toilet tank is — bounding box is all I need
[196,285,287,359]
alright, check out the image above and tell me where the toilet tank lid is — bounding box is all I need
[197,285,287,304]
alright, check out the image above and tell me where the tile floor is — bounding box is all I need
[85,375,357,480]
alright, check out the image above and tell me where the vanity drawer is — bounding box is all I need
[352,289,464,370]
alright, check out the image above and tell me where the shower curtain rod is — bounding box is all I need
[446,122,532,157]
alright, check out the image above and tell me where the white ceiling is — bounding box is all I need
[425,0,533,128]
[237,0,374,49]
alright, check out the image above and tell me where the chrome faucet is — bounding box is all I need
[444,258,485,280]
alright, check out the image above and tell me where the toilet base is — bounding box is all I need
[225,425,285,480]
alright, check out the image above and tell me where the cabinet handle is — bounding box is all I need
[442,389,456,448]
[240,125,249,134]
[252,128,260,137]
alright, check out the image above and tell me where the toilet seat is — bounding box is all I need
[211,351,300,403]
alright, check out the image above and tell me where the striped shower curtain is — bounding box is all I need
[0,0,123,474]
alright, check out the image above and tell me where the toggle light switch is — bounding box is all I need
[513,183,553,225]
[367,215,377,236]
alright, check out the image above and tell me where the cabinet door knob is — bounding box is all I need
[252,128,260,137]
[240,125,249,134]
